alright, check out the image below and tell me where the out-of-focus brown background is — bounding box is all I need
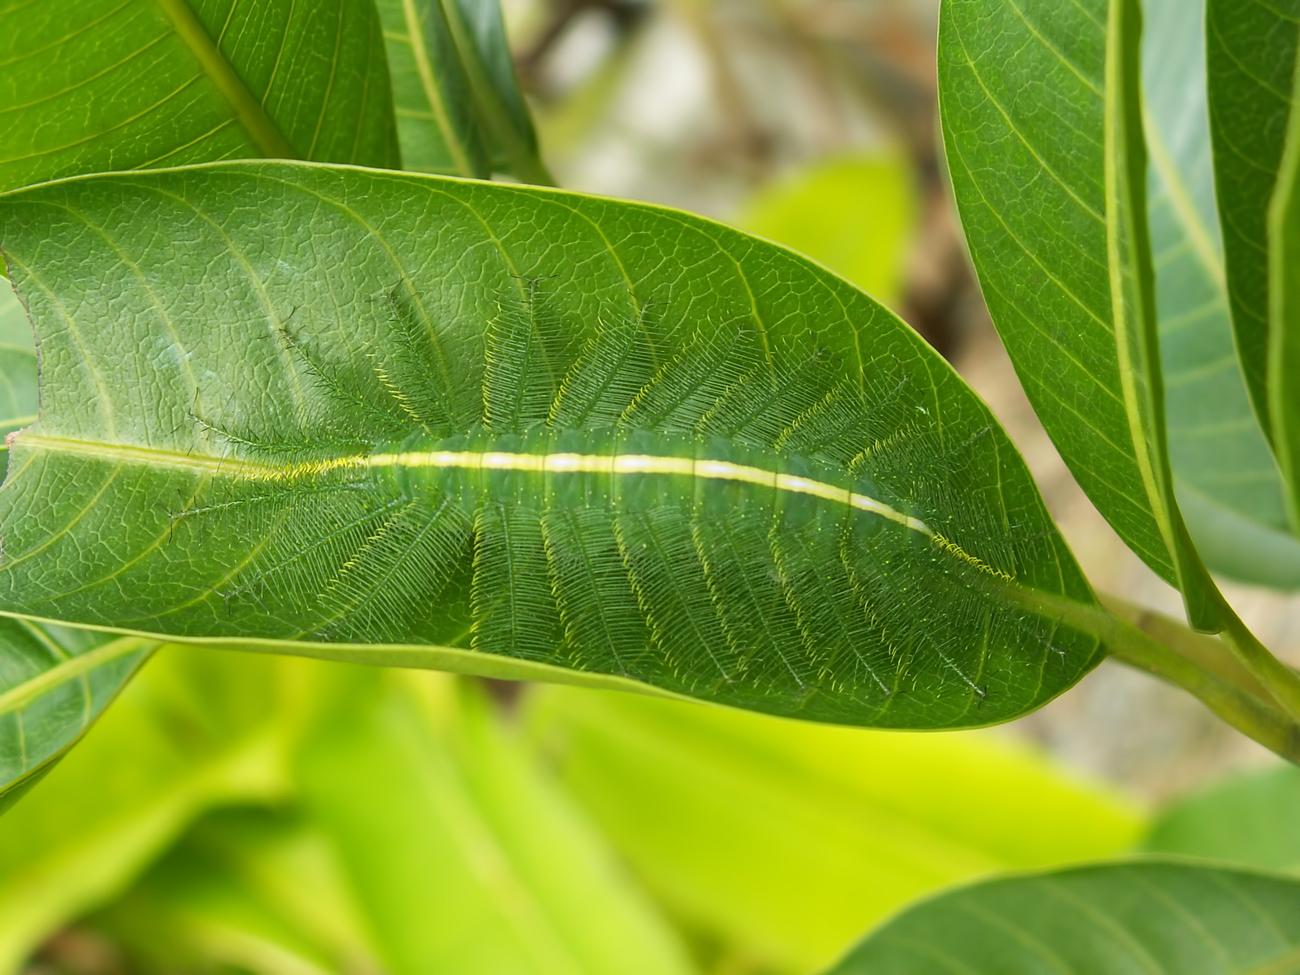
[505,0,1300,801]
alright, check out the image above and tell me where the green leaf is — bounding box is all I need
[441,0,548,182]
[0,647,308,970]
[296,672,695,975]
[376,0,547,181]
[526,685,1144,974]
[1143,763,1300,873]
[1207,0,1300,433]
[376,0,491,177]
[939,0,1220,626]
[95,808,380,975]
[0,0,400,196]
[738,155,918,310]
[823,861,1300,974]
[0,282,157,806]
[1270,52,1300,532]
[0,161,1104,729]
[1142,0,1300,588]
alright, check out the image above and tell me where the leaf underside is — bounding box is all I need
[939,0,1218,621]
[0,162,1101,730]
[1206,0,1300,434]
[1142,0,1300,588]
[825,861,1300,974]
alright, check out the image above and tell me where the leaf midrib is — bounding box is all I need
[152,0,298,159]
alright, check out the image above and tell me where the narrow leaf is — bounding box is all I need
[1207,0,1300,432]
[1270,55,1300,531]
[1143,0,1300,587]
[0,162,1104,729]
[526,685,1143,974]
[0,0,400,195]
[824,862,1300,974]
[939,0,1220,627]
[442,0,548,182]
[297,673,695,975]
[376,0,491,177]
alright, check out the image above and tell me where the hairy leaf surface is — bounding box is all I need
[1143,0,1300,588]
[824,861,1300,974]
[0,283,155,805]
[1206,0,1300,431]
[939,0,1220,625]
[0,0,400,195]
[0,162,1102,729]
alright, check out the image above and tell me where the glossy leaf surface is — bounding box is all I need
[1206,0,1300,430]
[297,673,694,975]
[0,647,305,970]
[526,685,1142,974]
[825,862,1300,974]
[939,0,1218,624]
[0,0,399,196]
[0,162,1102,729]
[1143,0,1300,587]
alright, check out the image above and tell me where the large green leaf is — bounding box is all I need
[1206,0,1300,433]
[1271,57,1300,532]
[526,685,1143,974]
[1142,0,1300,587]
[0,647,309,971]
[297,672,695,975]
[375,0,546,181]
[824,861,1300,974]
[0,161,1103,729]
[939,0,1220,626]
[0,0,400,197]
[0,282,156,806]
[1143,763,1300,873]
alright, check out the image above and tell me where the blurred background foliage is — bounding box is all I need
[8,0,1300,972]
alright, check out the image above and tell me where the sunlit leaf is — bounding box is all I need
[1142,0,1300,588]
[824,861,1300,974]
[0,161,1104,729]
[939,0,1221,626]
[297,672,695,975]
[0,648,309,971]
[1206,0,1300,432]
[95,808,379,975]
[526,685,1143,974]
[0,0,399,195]
[738,156,917,309]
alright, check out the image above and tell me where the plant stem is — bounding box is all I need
[1010,589,1300,764]
[1100,594,1273,701]
[1214,600,1300,721]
